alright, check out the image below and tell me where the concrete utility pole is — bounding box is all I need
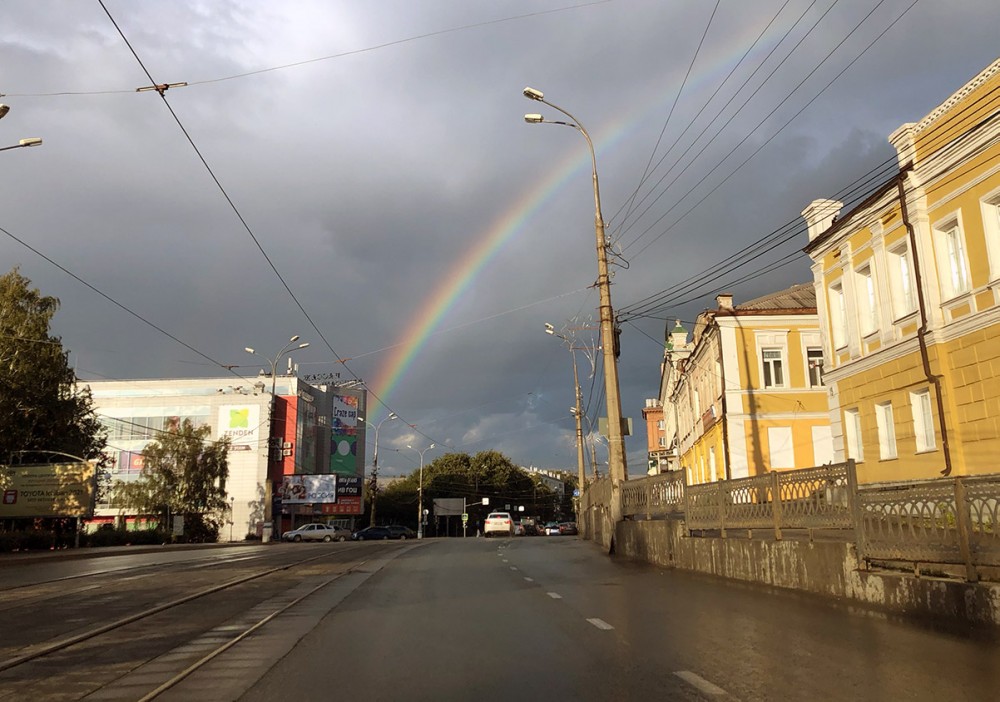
[524,89,629,511]
[368,413,397,526]
[407,443,436,539]
[544,323,587,500]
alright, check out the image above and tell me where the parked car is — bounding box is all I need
[559,522,578,536]
[483,512,515,537]
[386,525,417,540]
[352,526,392,541]
[281,523,351,542]
[543,521,561,536]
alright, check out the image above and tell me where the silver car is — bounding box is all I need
[281,523,351,542]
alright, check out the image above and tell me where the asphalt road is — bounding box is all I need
[1,538,997,701]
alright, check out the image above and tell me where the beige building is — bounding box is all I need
[802,58,1000,483]
[669,286,833,484]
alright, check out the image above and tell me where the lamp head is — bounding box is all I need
[524,114,544,124]
[522,87,544,101]
[244,347,255,355]
[289,335,300,343]
[297,342,310,349]
[0,104,9,120]
[429,443,435,449]
[19,137,42,147]
[389,412,398,420]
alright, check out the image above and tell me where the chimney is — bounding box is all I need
[716,293,734,311]
[801,199,843,241]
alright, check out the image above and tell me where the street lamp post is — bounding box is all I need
[368,413,398,526]
[244,335,310,542]
[229,496,235,542]
[524,88,629,503]
[544,324,586,502]
[407,443,436,539]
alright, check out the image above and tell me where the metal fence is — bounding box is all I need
[585,460,1000,581]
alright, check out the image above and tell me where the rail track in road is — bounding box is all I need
[0,542,415,701]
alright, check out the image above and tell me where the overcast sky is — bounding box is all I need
[2,1,997,479]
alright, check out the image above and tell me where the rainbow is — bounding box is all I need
[368,16,789,416]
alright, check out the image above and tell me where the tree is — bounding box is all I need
[112,419,230,541]
[0,268,106,469]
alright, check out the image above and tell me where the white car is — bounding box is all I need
[483,512,514,538]
[281,523,351,542]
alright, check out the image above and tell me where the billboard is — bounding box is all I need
[279,474,338,504]
[331,394,359,432]
[0,463,96,518]
[330,434,359,476]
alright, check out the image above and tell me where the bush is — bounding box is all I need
[83,527,165,547]
[0,529,58,552]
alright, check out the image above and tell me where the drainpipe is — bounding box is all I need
[896,170,953,476]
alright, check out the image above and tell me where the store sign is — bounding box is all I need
[331,395,359,431]
[218,405,261,446]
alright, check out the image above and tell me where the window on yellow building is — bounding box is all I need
[807,347,824,387]
[875,401,897,460]
[982,194,1000,281]
[829,281,847,349]
[911,389,936,452]
[856,264,879,336]
[844,408,864,463]
[761,348,784,388]
[935,219,970,298]
[887,243,915,318]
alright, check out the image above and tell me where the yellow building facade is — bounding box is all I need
[671,288,833,484]
[803,58,1000,484]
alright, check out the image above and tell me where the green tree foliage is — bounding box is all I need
[112,419,230,541]
[376,450,562,530]
[0,268,106,470]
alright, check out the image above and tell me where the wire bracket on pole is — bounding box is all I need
[136,82,188,95]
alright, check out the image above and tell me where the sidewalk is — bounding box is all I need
[0,541,255,566]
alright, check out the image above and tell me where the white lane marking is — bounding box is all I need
[523,577,534,582]
[510,566,518,571]
[502,559,508,563]
[587,617,613,630]
[674,671,728,697]
[547,592,562,599]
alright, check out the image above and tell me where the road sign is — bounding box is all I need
[573,489,580,497]
[461,513,468,523]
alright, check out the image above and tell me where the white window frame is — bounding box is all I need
[887,241,916,319]
[807,347,825,388]
[875,401,897,460]
[982,190,1000,282]
[844,408,864,463]
[911,388,936,453]
[855,264,879,337]
[761,347,785,389]
[829,281,847,349]
[934,216,970,299]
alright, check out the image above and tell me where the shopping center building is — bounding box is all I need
[84,374,368,540]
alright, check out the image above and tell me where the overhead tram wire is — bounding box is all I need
[610,0,811,240]
[96,1,438,447]
[618,88,1000,321]
[623,0,920,261]
[611,0,831,245]
[619,80,1000,311]
[615,0,722,235]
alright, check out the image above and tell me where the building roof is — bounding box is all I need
[734,282,816,311]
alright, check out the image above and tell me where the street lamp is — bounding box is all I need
[407,443,436,539]
[524,87,629,502]
[0,104,43,153]
[545,323,586,502]
[244,335,310,542]
[368,412,398,526]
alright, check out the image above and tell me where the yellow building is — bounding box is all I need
[802,58,1000,483]
[670,287,833,484]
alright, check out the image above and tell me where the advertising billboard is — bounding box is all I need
[279,475,338,504]
[330,434,359,476]
[0,463,96,518]
[331,394,359,432]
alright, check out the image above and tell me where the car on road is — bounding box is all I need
[543,521,561,536]
[386,525,417,540]
[351,526,392,541]
[559,522,578,536]
[483,512,514,537]
[281,523,352,542]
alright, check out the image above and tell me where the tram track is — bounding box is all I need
[0,542,421,701]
